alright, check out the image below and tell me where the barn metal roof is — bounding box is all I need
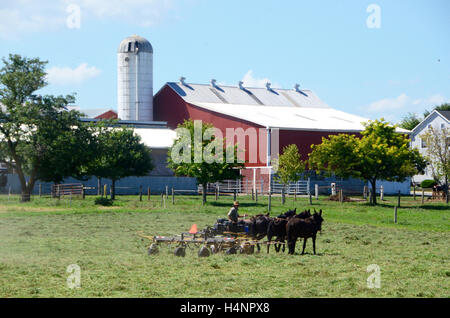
[166,82,409,133]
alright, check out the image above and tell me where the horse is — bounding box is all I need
[266,209,311,253]
[248,213,272,252]
[286,210,324,255]
[277,208,297,219]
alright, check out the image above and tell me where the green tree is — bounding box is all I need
[420,126,450,198]
[273,144,306,187]
[35,111,98,186]
[309,119,427,204]
[167,119,244,204]
[0,54,77,201]
[399,112,421,131]
[86,126,153,200]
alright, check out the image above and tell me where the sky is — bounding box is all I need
[0,0,449,124]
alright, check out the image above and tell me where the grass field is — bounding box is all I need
[0,193,448,298]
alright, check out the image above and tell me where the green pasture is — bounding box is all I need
[0,194,448,297]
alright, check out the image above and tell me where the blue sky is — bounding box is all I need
[0,0,449,123]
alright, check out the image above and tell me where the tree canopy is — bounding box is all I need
[420,126,449,193]
[85,125,153,200]
[309,119,427,204]
[0,54,81,201]
[273,144,306,186]
[167,119,244,204]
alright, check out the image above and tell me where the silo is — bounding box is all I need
[117,35,153,121]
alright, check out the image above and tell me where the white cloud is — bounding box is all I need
[241,70,280,89]
[46,63,101,85]
[364,93,449,123]
[0,0,177,38]
[367,93,410,112]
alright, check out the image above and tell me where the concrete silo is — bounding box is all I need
[117,35,153,121]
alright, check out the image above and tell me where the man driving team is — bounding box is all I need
[227,201,247,223]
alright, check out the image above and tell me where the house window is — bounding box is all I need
[421,138,427,148]
[441,123,445,129]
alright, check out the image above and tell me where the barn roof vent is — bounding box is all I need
[265,82,272,91]
[180,76,187,86]
[294,84,301,92]
[238,81,245,90]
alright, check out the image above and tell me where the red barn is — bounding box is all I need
[153,80,387,192]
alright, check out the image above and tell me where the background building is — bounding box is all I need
[410,110,450,185]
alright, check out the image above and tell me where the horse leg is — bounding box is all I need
[267,235,271,254]
[302,237,307,255]
[312,234,316,255]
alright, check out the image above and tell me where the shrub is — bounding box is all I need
[421,179,437,189]
[94,197,114,206]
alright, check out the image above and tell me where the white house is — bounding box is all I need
[410,110,450,184]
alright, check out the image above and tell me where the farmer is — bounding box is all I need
[227,201,247,223]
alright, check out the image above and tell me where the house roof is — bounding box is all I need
[411,109,450,134]
[164,82,409,133]
[436,110,450,121]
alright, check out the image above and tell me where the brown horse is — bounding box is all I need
[266,209,311,253]
[286,210,324,255]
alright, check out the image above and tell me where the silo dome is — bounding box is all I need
[118,35,153,54]
[117,35,154,121]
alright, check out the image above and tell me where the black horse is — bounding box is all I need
[248,213,272,252]
[266,209,311,253]
[286,210,324,255]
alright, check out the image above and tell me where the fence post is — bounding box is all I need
[166,185,168,199]
[413,185,416,200]
[394,206,398,224]
[251,188,254,201]
[8,186,11,201]
[97,178,101,196]
[281,187,285,205]
[104,184,107,199]
[368,190,372,205]
[315,184,319,200]
[421,189,425,204]
[380,185,384,201]
[148,187,150,201]
[172,188,175,205]
[82,184,85,200]
[268,190,272,212]
[217,184,220,198]
[331,183,336,196]
[161,193,164,207]
[139,185,143,202]
[233,189,237,201]
[255,189,258,203]
[363,185,368,200]
[397,190,401,208]
[39,184,42,197]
